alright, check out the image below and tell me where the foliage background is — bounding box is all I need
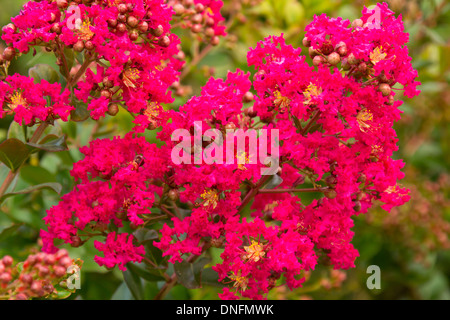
[0,0,448,300]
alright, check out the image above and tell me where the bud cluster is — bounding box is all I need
[0,250,80,300]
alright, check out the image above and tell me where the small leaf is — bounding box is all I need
[123,268,144,300]
[70,103,90,122]
[133,229,159,244]
[7,121,27,141]
[28,64,59,84]
[126,263,166,282]
[174,258,210,289]
[0,182,62,203]
[0,223,24,242]
[201,268,225,288]
[26,134,68,152]
[0,138,34,172]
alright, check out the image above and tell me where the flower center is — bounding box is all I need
[122,68,140,88]
[77,20,94,41]
[243,240,265,262]
[8,92,27,111]
[303,82,322,105]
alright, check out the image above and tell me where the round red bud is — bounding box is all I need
[56,0,68,9]
[302,37,311,47]
[173,4,185,15]
[358,62,367,73]
[150,25,164,37]
[3,47,16,61]
[168,189,179,201]
[107,103,119,116]
[243,91,254,103]
[195,3,205,12]
[129,30,139,41]
[191,24,202,33]
[101,89,112,99]
[117,14,127,23]
[321,42,334,55]
[211,36,220,46]
[158,36,171,47]
[118,3,128,14]
[347,53,357,65]
[127,16,139,28]
[117,23,127,33]
[0,272,12,284]
[351,19,363,28]
[107,18,118,28]
[327,52,341,65]
[324,189,337,199]
[313,55,326,66]
[2,255,13,267]
[73,40,84,52]
[85,40,94,50]
[379,83,391,96]
[137,21,149,33]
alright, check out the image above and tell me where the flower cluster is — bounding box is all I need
[40,2,420,300]
[2,0,183,124]
[169,0,226,45]
[0,74,72,126]
[0,250,80,300]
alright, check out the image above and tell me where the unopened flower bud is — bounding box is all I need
[243,91,254,103]
[107,103,119,116]
[211,36,220,46]
[168,189,179,201]
[118,3,128,14]
[191,24,202,33]
[56,0,68,9]
[150,25,164,37]
[386,95,394,106]
[325,175,337,186]
[225,122,236,131]
[129,30,139,41]
[347,53,357,65]
[85,40,94,50]
[73,40,84,52]
[101,89,112,99]
[0,272,11,284]
[245,106,257,118]
[117,14,127,23]
[313,55,326,66]
[321,42,334,55]
[351,19,363,28]
[195,3,205,12]
[337,44,348,56]
[309,47,318,58]
[173,4,185,15]
[117,23,127,33]
[358,62,367,73]
[137,21,149,33]
[327,52,341,65]
[107,18,118,28]
[2,255,13,267]
[378,83,391,97]
[3,47,16,61]
[70,236,82,248]
[43,255,56,265]
[158,36,171,47]
[302,37,311,47]
[357,173,366,183]
[127,16,139,28]
[59,256,72,269]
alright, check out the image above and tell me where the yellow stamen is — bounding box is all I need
[229,271,248,291]
[122,68,140,88]
[77,20,94,41]
[303,82,322,105]
[200,189,219,209]
[8,92,27,111]
[243,240,265,262]
[357,109,373,132]
[273,90,290,112]
[144,102,160,120]
[370,46,387,65]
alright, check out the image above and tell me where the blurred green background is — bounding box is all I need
[0,0,448,300]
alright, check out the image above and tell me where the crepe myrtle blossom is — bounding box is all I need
[38,2,420,300]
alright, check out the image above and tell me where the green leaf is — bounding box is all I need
[126,263,166,282]
[111,282,134,300]
[123,268,144,300]
[28,64,59,84]
[261,174,283,189]
[133,228,159,244]
[7,121,27,141]
[70,102,90,122]
[26,134,68,152]
[20,165,56,185]
[201,268,224,288]
[0,138,34,172]
[0,223,24,242]
[173,258,210,289]
[50,284,75,300]
[0,182,62,203]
